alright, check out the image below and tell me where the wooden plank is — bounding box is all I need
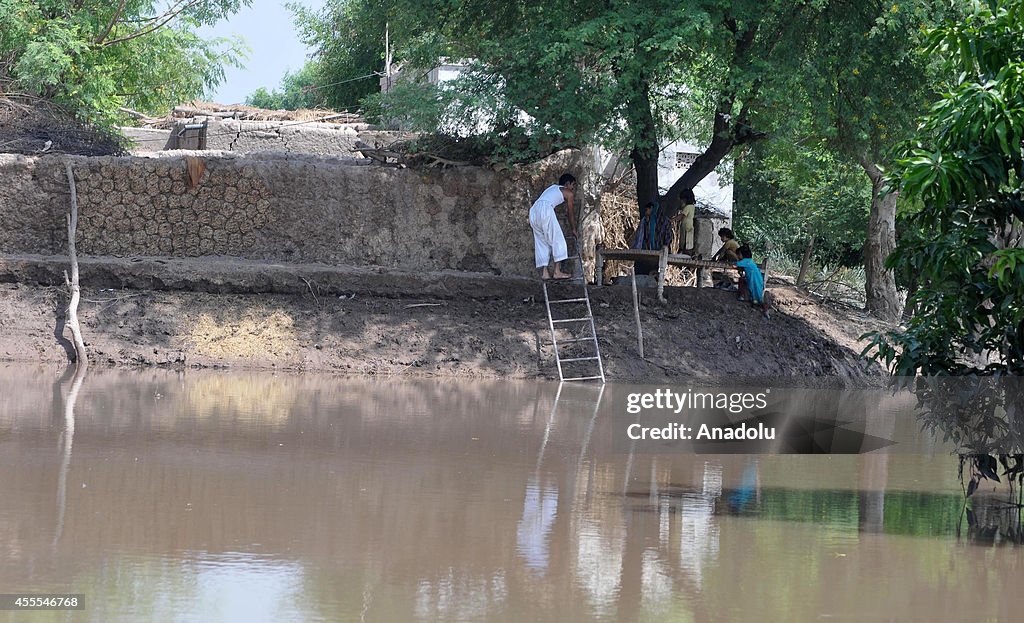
[594,247,768,289]
[595,249,664,260]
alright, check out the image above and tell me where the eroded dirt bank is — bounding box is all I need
[0,256,885,382]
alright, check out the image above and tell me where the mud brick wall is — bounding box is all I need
[168,118,405,157]
[0,151,587,276]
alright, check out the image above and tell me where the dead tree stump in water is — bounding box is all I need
[63,161,88,368]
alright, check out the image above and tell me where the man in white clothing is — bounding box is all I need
[529,173,578,279]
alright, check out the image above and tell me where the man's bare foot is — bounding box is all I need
[539,268,551,279]
[551,269,572,279]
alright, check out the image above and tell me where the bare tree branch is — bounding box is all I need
[101,0,203,47]
[94,0,128,45]
[63,161,88,368]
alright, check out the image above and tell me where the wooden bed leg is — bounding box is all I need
[697,267,705,288]
[595,244,605,287]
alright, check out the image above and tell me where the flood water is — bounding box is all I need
[1,365,1022,622]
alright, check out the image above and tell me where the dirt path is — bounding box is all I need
[0,256,889,382]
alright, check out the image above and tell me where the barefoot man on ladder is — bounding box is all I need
[529,173,578,280]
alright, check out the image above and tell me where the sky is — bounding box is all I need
[198,0,326,105]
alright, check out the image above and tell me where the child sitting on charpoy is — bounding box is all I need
[711,227,742,289]
[736,244,772,318]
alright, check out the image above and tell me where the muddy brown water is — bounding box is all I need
[1,365,1021,622]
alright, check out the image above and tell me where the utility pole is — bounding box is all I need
[384,22,393,92]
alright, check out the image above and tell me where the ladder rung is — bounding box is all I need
[543,269,604,384]
[556,337,595,345]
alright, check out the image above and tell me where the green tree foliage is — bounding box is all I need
[735,140,870,275]
[802,1,946,166]
[781,0,953,319]
[305,1,852,215]
[0,0,248,123]
[866,0,1024,375]
[245,62,322,110]
[288,0,389,111]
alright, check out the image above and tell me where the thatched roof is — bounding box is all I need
[125,100,365,129]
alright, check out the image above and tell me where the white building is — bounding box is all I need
[380,60,466,92]
[590,140,734,217]
[658,140,733,216]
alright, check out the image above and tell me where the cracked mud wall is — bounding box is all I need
[0,151,588,276]
[169,119,404,157]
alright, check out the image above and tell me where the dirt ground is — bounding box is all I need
[0,257,890,383]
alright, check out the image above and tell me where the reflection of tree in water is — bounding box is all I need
[958,454,1024,544]
[908,376,1024,543]
[54,364,87,549]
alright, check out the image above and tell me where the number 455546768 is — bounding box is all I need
[0,594,85,610]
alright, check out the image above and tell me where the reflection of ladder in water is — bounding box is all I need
[542,236,605,383]
[535,382,607,472]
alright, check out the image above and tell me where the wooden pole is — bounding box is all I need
[64,161,88,368]
[657,246,668,303]
[594,244,605,287]
[631,267,644,359]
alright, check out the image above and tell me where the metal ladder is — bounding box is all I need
[542,236,606,383]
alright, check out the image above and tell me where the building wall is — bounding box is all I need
[657,139,734,216]
[163,119,405,157]
[0,151,587,277]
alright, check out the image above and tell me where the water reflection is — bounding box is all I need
[899,376,1024,543]
[908,376,1024,455]
[0,366,1021,622]
[517,478,559,573]
[54,364,85,549]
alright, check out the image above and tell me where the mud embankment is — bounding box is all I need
[0,256,884,382]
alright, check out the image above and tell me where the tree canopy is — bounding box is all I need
[0,0,248,123]
[867,0,1024,375]
[245,62,322,110]
[295,1,858,212]
[286,0,389,112]
[761,0,953,319]
[734,140,870,276]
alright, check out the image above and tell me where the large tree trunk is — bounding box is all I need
[660,20,762,217]
[626,82,661,218]
[632,150,660,214]
[624,78,664,273]
[860,158,900,321]
[797,235,815,287]
[663,110,743,214]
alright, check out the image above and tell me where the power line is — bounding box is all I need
[300,72,381,92]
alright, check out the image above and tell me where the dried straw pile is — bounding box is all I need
[0,96,125,156]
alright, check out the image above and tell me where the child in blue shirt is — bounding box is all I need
[736,245,771,318]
